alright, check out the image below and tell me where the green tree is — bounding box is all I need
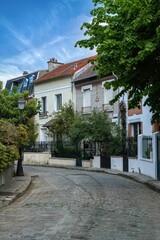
[0,89,40,145]
[0,119,19,171]
[76,0,160,121]
[88,110,112,142]
[88,110,122,155]
[69,113,91,143]
[70,110,122,156]
[0,89,40,125]
[48,101,78,157]
[49,100,75,140]
[0,89,40,174]
[0,81,3,91]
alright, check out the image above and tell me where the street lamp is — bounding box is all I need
[16,97,25,176]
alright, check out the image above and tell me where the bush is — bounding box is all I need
[0,143,19,171]
[0,119,19,171]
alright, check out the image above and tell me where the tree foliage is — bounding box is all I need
[0,89,40,145]
[0,120,19,171]
[0,89,40,171]
[76,0,160,121]
[49,101,75,139]
[70,109,122,155]
[0,89,40,125]
[69,113,91,143]
[49,102,123,156]
[70,110,114,142]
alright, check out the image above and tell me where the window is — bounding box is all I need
[41,96,47,113]
[81,85,92,114]
[11,81,22,93]
[130,122,142,141]
[102,79,115,104]
[22,78,29,91]
[104,88,113,104]
[55,94,62,111]
[83,89,91,108]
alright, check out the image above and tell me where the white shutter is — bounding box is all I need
[104,88,113,104]
[83,89,91,107]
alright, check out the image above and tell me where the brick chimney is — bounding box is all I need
[47,58,63,71]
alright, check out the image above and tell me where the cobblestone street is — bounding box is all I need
[1,165,160,240]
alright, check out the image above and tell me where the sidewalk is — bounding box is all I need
[0,173,32,209]
[0,165,160,209]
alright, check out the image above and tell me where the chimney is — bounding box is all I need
[47,57,63,71]
[23,71,28,75]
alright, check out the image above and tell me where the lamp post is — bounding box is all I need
[16,97,25,176]
[120,101,128,172]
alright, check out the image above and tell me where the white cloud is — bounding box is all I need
[8,26,32,48]
[0,10,96,86]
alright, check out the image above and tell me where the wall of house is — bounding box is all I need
[0,164,14,187]
[34,77,73,141]
[123,93,153,136]
[75,80,119,122]
[75,82,104,112]
[141,97,153,135]
[138,133,158,179]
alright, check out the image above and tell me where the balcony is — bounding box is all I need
[39,111,48,119]
[103,104,114,118]
[82,106,92,114]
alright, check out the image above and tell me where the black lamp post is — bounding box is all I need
[16,97,25,176]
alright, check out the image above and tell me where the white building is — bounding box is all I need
[34,56,97,141]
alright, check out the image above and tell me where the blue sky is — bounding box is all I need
[0,0,96,86]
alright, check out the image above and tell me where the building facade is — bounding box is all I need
[72,63,119,122]
[34,56,97,141]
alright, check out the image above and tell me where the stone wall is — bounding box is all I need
[0,164,14,187]
[23,152,91,168]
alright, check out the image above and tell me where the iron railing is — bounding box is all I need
[24,141,52,152]
[24,137,138,158]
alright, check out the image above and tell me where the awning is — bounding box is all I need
[42,119,54,128]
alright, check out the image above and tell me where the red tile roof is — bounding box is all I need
[34,55,97,84]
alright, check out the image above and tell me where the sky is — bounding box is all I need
[0,0,96,87]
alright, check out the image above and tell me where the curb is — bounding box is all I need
[144,181,160,193]
[0,176,33,209]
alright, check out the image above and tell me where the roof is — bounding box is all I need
[72,64,98,82]
[42,119,54,128]
[5,70,47,94]
[34,55,97,84]
[72,63,115,84]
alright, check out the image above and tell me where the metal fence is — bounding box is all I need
[92,138,137,157]
[51,140,94,159]
[51,141,77,158]
[125,137,138,157]
[24,141,52,152]
[24,137,137,158]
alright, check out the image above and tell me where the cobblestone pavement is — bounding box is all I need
[1,166,160,240]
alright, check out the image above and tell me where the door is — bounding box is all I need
[123,156,128,172]
[100,155,111,168]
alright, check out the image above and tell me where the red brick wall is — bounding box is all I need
[152,121,160,132]
[128,107,142,116]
